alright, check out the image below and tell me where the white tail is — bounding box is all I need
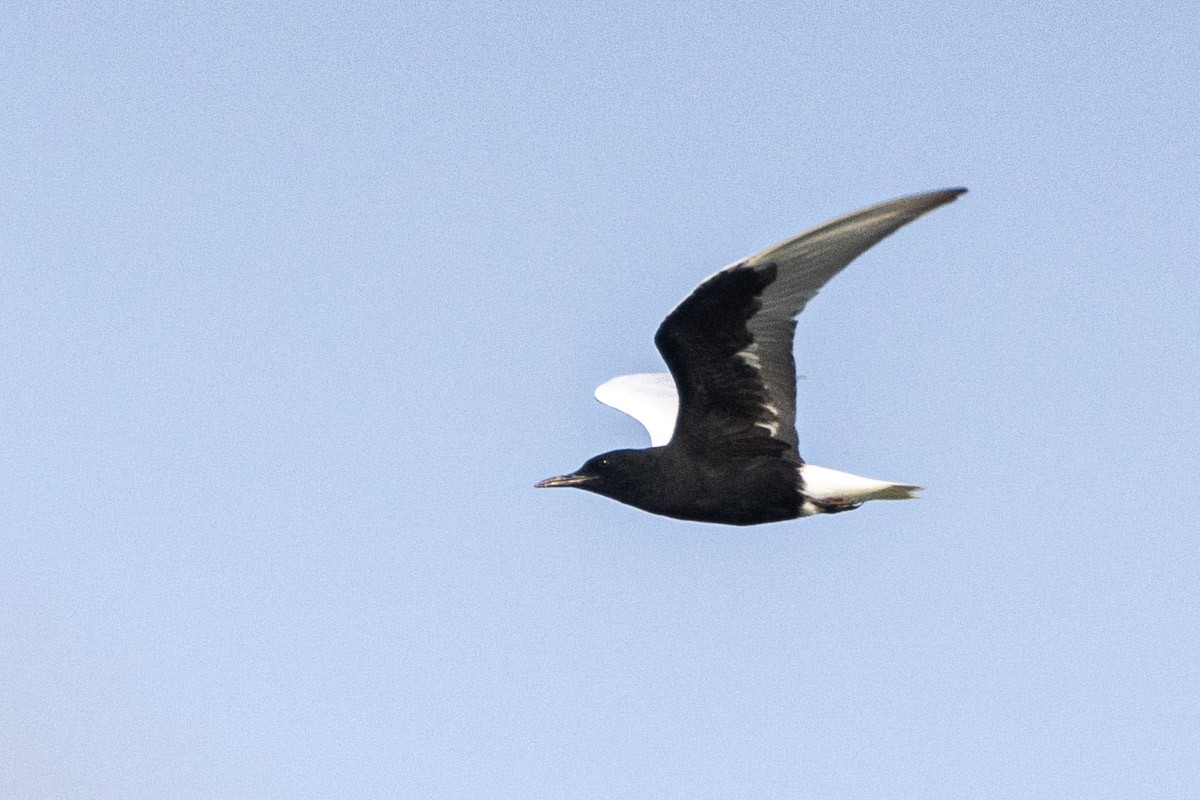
[800,464,922,503]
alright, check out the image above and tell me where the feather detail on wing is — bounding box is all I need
[656,188,966,453]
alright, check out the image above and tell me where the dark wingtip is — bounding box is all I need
[926,186,967,200]
[886,187,967,216]
[916,187,967,212]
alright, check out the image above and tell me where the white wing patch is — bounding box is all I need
[594,373,679,446]
[595,370,784,442]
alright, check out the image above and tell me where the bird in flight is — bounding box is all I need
[537,188,966,525]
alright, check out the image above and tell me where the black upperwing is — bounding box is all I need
[654,188,967,459]
[654,262,796,461]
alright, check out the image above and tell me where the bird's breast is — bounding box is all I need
[639,454,802,525]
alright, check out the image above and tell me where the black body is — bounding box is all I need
[564,446,802,526]
[536,189,966,525]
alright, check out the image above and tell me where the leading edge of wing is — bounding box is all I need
[594,372,679,446]
[652,187,967,451]
[663,188,968,319]
[743,188,967,272]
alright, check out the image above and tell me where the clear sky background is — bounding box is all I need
[3,3,1197,798]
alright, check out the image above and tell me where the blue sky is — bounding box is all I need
[3,2,1198,797]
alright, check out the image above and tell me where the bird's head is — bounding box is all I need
[535,449,657,501]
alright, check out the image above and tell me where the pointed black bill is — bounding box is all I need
[535,473,595,489]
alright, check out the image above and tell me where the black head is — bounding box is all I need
[535,449,659,503]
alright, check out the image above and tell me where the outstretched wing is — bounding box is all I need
[594,372,679,446]
[654,188,966,454]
